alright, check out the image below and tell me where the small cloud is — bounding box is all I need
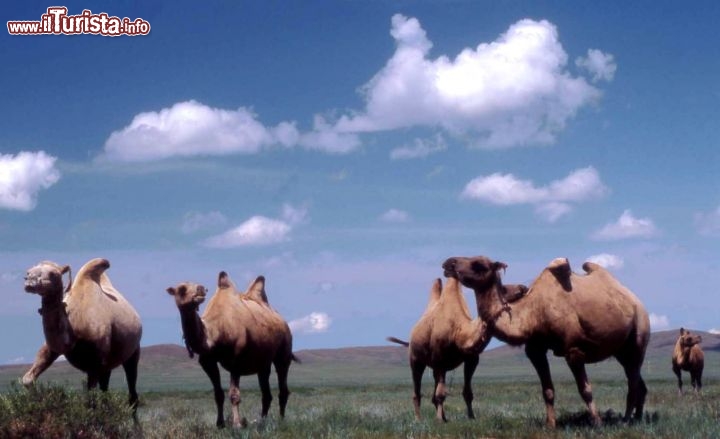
[1,271,22,283]
[427,165,445,178]
[586,253,624,270]
[462,167,607,222]
[329,169,349,181]
[5,356,26,365]
[592,210,658,241]
[649,313,670,331]
[0,151,61,211]
[576,49,617,83]
[289,312,331,334]
[380,209,410,223]
[181,211,227,234]
[694,206,720,236]
[297,115,361,154]
[315,282,334,294]
[390,134,447,160]
[204,216,291,248]
[709,328,720,335]
[281,203,309,225]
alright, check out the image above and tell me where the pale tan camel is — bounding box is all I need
[443,256,650,427]
[387,277,489,422]
[672,328,704,394]
[166,271,297,428]
[22,258,142,409]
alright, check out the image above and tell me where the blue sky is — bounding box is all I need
[1,1,719,365]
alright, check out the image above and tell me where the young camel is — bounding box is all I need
[22,258,142,409]
[442,256,650,427]
[166,271,298,428]
[672,328,704,394]
[388,277,528,421]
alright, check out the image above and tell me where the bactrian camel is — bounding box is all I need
[166,271,298,428]
[443,256,650,427]
[672,327,704,394]
[23,258,142,409]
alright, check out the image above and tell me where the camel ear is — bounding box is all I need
[60,265,70,274]
[166,287,176,296]
[492,261,507,273]
[218,271,232,288]
[246,276,269,304]
[680,327,686,335]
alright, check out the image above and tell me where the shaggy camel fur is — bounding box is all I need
[23,258,142,409]
[443,256,650,427]
[167,272,297,428]
[672,328,704,394]
[388,277,489,422]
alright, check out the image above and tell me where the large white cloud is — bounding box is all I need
[0,151,60,211]
[289,312,331,334]
[333,15,609,148]
[592,210,658,241]
[461,166,607,222]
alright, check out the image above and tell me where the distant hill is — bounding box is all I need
[2,329,719,391]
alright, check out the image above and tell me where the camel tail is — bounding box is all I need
[386,336,409,347]
[291,353,302,364]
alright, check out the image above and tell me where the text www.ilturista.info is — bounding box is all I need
[7,7,151,36]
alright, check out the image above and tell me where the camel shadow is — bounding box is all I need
[554,409,660,429]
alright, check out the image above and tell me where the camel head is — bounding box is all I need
[24,261,70,298]
[442,256,507,293]
[679,328,702,348]
[167,282,208,310]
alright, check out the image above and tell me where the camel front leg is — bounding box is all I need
[691,369,702,393]
[462,355,479,419]
[21,343,60,387]
[525,345,556,428]
[199,356,225,428]
[672,365,683,395]
[432,369,448,422]
[228,372,247,428]
[567,360,601,426]
[410,360,425,420]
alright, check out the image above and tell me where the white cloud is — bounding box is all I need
[289,312,331,334]
[649,313,670,331]
[586,253,624,270]
[0,151,60,211]
[390,134,447,160]
[181,211,227,234]
[462,166,607,222]
[576,49,617,82]
[592,210,658,241]
[380,208,410,223]
[297,116,361,154]
[709,328,720,335]
[203,204,308,248]
[333,15,606,149]
[694,206,720,236]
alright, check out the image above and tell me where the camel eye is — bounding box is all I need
[471,261,488,273]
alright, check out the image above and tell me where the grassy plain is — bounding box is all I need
[0,331,719,438]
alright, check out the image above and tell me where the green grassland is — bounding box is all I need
[1,330,719,438]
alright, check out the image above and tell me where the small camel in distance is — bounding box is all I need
[443,256,650,427]
[22,258,142,410]
[166,271,298,428]
[672,328,704,395]
[387,276,527,421]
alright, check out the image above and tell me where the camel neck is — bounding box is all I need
[474,283,529,346]
[179,306,210,357]
[39,294,75,354]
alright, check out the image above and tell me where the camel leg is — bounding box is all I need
[122,347,140,410]
[618,359,647,422]
[462,355,479,419]
[199,356,225,428]
[567,361,601,426]
[410,359,425,420]
[525,345,556,428]
[98,370,112,391]
[672,365,683,395]
[228,372,247,428]
[274,358,291,418]
[432,369,448,422]
[21,343,60,387]
[691,369,702,393]
[257,365,273,419]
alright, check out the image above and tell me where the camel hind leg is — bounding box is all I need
[617,354,647,422]
[410,359,426,420]
[462,355,479,419]
[432,369,448,422]
[274,358,291,418]
[257,365,273,419]
[122,347,140,410]
[525,344,556,428]
[690,368,703,393]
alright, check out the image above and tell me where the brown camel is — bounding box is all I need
[166,271,297,428]
[22,258,142,409]
[442,256,650,427]
[672,328,704,394]
[387,277,489,422]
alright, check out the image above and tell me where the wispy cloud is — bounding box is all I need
[0,151,60,211]
[181,211,227,234]
[694,205,720,236]
[576,49,617,82]
[380,209,410,223]
[203,204,307,248]
[333,15,608,148]
[649,313,670,331]
[289,312,331,334]
[462,167,607,222]
[586,253,624,270]
[390,134,447,160]
[592,210,658,241]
